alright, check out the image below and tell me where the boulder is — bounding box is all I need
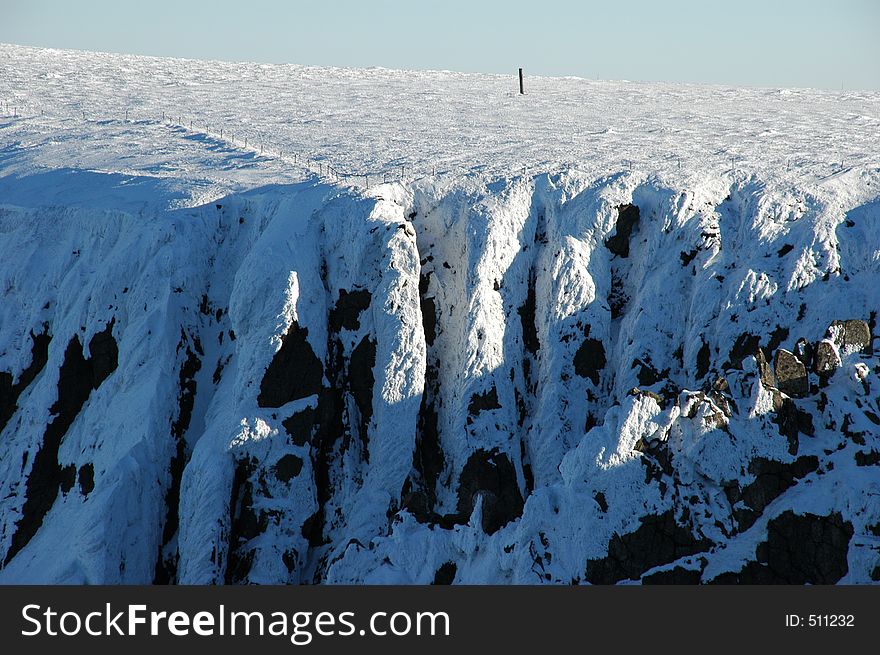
[813,339,840,378]
[829,319,872,355]
[774,349,808,397]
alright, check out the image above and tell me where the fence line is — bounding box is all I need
[1,96,522,190]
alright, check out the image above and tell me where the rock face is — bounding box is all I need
[584,510,710,584]
[755,349,776,390]
[604,204,640,258]
[774,349,808,397]
[711,511,853,584]
[1,170,879,586]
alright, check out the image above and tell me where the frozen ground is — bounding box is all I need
[2,43,878,193]
[0,44,878,584]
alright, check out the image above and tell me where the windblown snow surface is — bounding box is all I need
[1,44,879,584]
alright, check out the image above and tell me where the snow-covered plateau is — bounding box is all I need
[1,44,879,584]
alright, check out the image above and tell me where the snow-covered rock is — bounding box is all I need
[1,44,879,584]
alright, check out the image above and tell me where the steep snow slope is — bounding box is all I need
[0,45,879,584]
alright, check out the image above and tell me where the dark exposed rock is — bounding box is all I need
[456,449,524,535]
[274,454,304,483]
[776,244,794,258]
[594,492,608,513]
[301,510,325,548]
[813,340,840,379]
[708,377,735,417]
[774,349,808,398]
[432,561,457,585]
[771,392,813,455]
[682,391,728,430]
[88,320,119,388]
[419,274,437,347]
[282,550,298,574]
[257,321,323,408]
[633,358,668,387]
[156,342,201,584]
[635,436,674,481]
[733,456,819,531]
[349,335,376,457]
[604,203,640,258]
[59,464,76,494]
[78,463,95,496]
[282,407,316,447]
[709,511,853,584]
[696,340,711,380]
[608,272,629,319]
[628,387,665,408]
[5,322,118,566]
[329,289,372,332]
[0,328,51,434]
[642,566,702,584]
[413,364,444,508]
[680,249,698,266]
[855,450,880,467]
[467,386,501,417]
[755,349,776,389]
[225,457,261,584]
[517,278,540,354]
[725,332,761,370]
[766,325,790,358]
[401,490,468,530]
[794,338,814,370]
[574,336,606,386]
[584,510,711,584]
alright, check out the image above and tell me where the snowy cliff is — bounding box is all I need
[1,44,879,584]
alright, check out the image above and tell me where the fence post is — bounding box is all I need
[519,68,524,95]
[125,109,128,121]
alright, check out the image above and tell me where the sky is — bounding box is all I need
[1,0,878,90]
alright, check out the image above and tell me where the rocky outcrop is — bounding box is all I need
[710,511,853,584]
[5,322,118,565]
[584,510,710,584]
[456,449,524,535]
[257,322,323,408]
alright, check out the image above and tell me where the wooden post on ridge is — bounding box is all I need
[519,68,524,95]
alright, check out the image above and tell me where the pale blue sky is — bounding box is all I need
[2,0,878,90]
